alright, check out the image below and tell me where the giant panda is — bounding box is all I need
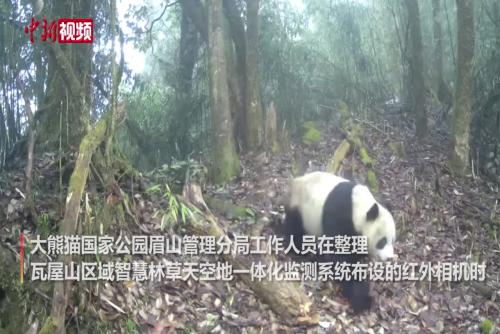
[282,171,396,313]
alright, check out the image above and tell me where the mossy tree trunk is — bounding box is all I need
[451,0,474,175]
[405,0,427,138]
[38,0,93,151]
[43,9,120,330]
[208,0,239,183]
[49,116,108,334]
[245,0,264,150]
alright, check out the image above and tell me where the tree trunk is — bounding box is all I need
[451,0,474,175]
[207,0,239,183]
[172,7,200,156]
[432,0,450,105]
[16,77,37,220]
[38,0,93,151]
[264,101,280,153]
[405,0,427,138]
[245,0,263,149]
[223,0,247,148]
[222,11,245,151]
[5,102,16,146]
[0,105,6,163]
[495,2,500,52]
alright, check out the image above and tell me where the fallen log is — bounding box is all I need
[328,139,351,174]
[329,103,380,192]
[182,182,319,326]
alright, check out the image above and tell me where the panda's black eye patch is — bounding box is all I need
[366,203,379,221]
[376,237,387,249]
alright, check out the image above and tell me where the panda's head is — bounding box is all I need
[352,185,396,262]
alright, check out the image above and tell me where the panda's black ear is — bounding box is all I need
[366,203,379,221]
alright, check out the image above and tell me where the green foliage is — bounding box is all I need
[302,121,322,145]
[203,313,219,330]
[303,121,317,130]
[38,318,57,334]
[182,327,197,334]
[147,184,200,230]
[124,318,139,334]
[388,141,406,158]
[367,170,379,193]
[480,319,494,334]
[0,254,27,333]
[117,81,174,170]
[37,212,55,238]
[359,147,374,167]
[259,0,314,131]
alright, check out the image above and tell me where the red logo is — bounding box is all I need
[24,17,93,43]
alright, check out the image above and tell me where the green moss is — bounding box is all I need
[359,147,373,167]
[347,124,363,147]
[480,319,494,334]
[39,317,57,334]
[388,141,405,158]
[303,121,317,130]
[302,122,322,145]
[367,170,379,193]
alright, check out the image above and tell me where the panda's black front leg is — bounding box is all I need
[331,254,373,313]
[282,207,305,256]
[341,279,373,313]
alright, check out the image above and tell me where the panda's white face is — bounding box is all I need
[352,185,396,262]
[367,205,396,261]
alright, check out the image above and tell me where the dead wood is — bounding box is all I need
[182,182,319,326]
[328,139,352,174]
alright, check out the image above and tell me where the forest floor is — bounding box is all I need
[1,111,500,334]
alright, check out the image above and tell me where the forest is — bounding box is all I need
[0,0,499,333]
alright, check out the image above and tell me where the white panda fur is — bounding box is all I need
[285,171,396,261]
[283,171,397,313]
